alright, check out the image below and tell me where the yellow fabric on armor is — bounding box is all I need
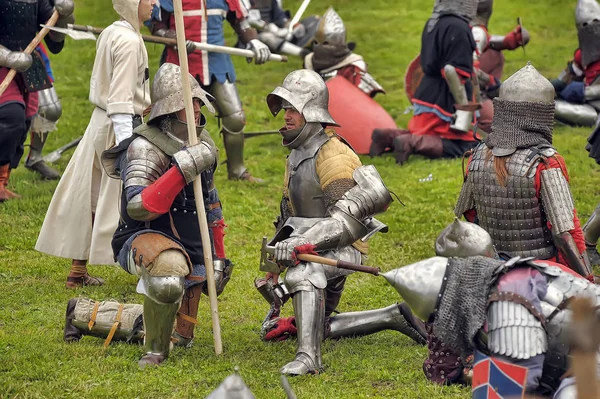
[315,137,368,255]
[315,137,362,190]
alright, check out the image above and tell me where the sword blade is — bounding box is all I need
[288,0,312,34]
[40,24,97,41]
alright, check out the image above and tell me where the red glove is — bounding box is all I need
[502,26,523,50]
[263,317,297,341]
[291,243,318,263]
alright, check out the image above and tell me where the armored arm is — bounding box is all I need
[540,167,592,277]
[293,165,392,251]
[42,0,75,45]
[488,26,530,51]
[150,9,176,38]
[443,64,472,133]
[125,137,216,221]
[0,45,32,72]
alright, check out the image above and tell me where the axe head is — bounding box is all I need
[259,236,282,273]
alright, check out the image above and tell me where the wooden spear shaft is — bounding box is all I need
[172,0,223,355]
[0,11,59,97]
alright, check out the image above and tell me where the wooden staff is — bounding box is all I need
[172,0,222,355]
[0,11,59,97]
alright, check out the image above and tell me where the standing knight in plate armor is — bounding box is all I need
[0,0,73,201]
[241,0,313,58]
[370,0,479,164]
[103,63,231,366]
[262,69,426,376]
[24,44,62,180]
[384,221,598,397]
[303,7,384,98]
[551,0,600,127]
[148,0,271,182]
[455,62,592,280]
[471,0,529,133]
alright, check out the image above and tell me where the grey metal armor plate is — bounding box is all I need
[125,137,172,189]
[468,145,556,259]
[286,131,330,217]
[540,168,575,234]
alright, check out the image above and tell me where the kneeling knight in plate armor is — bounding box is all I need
[384,221,600,398]
[260,69,427,376]
[68,63,233,367]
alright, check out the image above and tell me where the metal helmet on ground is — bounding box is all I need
[487,62,555,155]
[576,0,600,67]
[435,218,496,258]
[266,69,338,126]
[473,0,493,26]
[433,0,479,21]
[314,7,346,45]
[205,369,256,399]
[148,63,215,124]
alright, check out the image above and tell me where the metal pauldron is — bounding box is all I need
[124,138,171,189]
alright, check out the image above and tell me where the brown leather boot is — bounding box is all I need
[0,164,21,201]
[393,134,444,165]
[173,284,202,347]
[369,128,410,157]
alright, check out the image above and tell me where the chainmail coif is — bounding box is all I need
[432,256,505,358]
[485,99,555,151]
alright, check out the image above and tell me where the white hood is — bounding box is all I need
[113,0,141,32]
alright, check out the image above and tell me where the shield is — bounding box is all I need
[326,75,396,154]
[404,54,424,101]
[472,350,528,399]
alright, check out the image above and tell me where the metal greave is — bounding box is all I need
[327,303,427,344]
[25,131,47,166]
[142,296,180,358]
[282,289,325,374]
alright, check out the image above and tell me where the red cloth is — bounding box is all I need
[478,98,493,134]
[263,316,297,341]
[141,166,187,214]
[210,218,227,258]
[0,68,39,118]
[337,64,362,88]
[479,49,505,81]
[408,111,477,142]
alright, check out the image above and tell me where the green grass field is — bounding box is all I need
[1,0,598,397]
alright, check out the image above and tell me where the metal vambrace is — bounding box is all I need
[299,165,392,251]
[173,141,217,184]
[443,65,472,133]
[553,232,592,277]
[0,45,32,72]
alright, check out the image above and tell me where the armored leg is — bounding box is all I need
[26,87,62,179]
[209,80,262,182]
[324,276,345,318]
[173,283,202,347]
[26,131,60,179]
[554,100,598,127]
[138,249,187,368]
[327,303,427,345]
[280,288,325,375]
[583,202,600,265]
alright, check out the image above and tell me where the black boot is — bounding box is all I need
[26,132,60,180]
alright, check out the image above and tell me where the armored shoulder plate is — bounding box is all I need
[125,137,172,189]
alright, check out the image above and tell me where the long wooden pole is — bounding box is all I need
[0,11,59,97]
[68,24,287,62]
[172,0,223,355]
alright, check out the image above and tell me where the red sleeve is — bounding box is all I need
[226,0,248,20]
[574,48,583,68]
[141,166,187,214]
[535,155,586,259]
